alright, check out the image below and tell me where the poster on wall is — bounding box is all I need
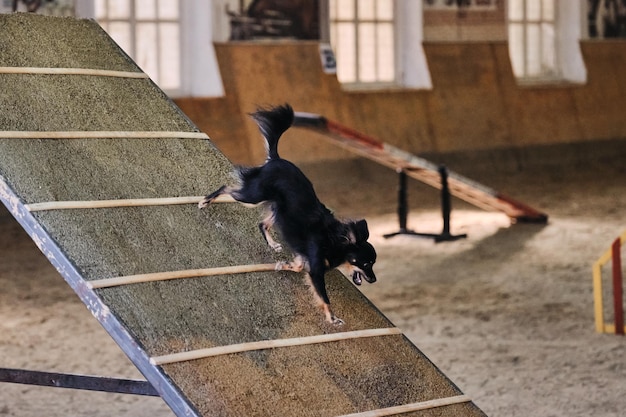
[588,0,626,38]
[423,0,497,10]
[227,0,319,41]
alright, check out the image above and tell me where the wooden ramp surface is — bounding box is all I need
[293,113,548,224]
[0,14,487,417]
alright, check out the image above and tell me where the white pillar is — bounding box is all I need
[397,0,433,89]
[558,0,587,83]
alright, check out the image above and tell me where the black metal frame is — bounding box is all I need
[0,368,158,396]
[384,166,467,243]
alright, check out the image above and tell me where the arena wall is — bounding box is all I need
[174,40,626,166]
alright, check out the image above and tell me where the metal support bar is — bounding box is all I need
[384,166,467,243]
[0,368,159,396]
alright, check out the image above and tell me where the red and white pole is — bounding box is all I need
[612,238,624,335]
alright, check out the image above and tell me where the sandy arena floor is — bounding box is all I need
[1,155,625,416]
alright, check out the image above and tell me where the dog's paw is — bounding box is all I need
[323,305,343,325]
[269,242,283,252]
[330,316,345,326]
[275,260,303,273]
[198,192,223,208]
[199,186,227,209]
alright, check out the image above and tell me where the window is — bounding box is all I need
[95,0,181,93]
[329,0,396,85]
[508,0,558,80]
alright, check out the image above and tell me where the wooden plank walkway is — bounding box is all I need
[293,112,548,223]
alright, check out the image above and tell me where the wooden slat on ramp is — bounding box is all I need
[0,14,487,417]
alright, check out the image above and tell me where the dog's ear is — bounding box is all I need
[348,219,370,243]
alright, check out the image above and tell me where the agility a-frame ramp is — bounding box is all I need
[0,14,487,417]
[293,113,548,225]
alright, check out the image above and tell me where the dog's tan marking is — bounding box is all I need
[276,254,307,272]
[304,273,344,325]
[260,211,283,252]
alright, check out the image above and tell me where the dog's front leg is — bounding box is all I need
[276,254,307,272]
[307,262,343,325]
[321,302,343,326]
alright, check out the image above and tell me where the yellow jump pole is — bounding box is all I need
[593,258,606,333]
[593,230,626,334]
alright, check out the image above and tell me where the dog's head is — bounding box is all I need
[346,219,377,286]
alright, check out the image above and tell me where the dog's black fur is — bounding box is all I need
[199,104,377,324]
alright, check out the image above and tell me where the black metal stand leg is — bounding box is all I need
[383,169,410,238]
[434,165,467,242]
[0,368,159,396]
[384,166,467,243]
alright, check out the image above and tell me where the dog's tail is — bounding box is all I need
[250,104,294,160]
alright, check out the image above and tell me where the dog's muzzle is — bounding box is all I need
[352,266,376,286]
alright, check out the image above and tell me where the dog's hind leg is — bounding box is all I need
[199,183,266,208]
[198,185,232,208]
[259,210,283,252]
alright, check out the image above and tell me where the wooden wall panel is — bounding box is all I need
[175,41,626,166]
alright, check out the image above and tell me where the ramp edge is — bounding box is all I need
[0,174,201,417]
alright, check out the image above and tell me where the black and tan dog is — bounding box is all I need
[198,104,377,324]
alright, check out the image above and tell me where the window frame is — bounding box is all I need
[80,0,224,98]
[94,0,183,95]
[508,0,560,82]
[326,0,432,90]
[328,0,399,88]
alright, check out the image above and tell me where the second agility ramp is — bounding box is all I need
[0,14,487,417]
